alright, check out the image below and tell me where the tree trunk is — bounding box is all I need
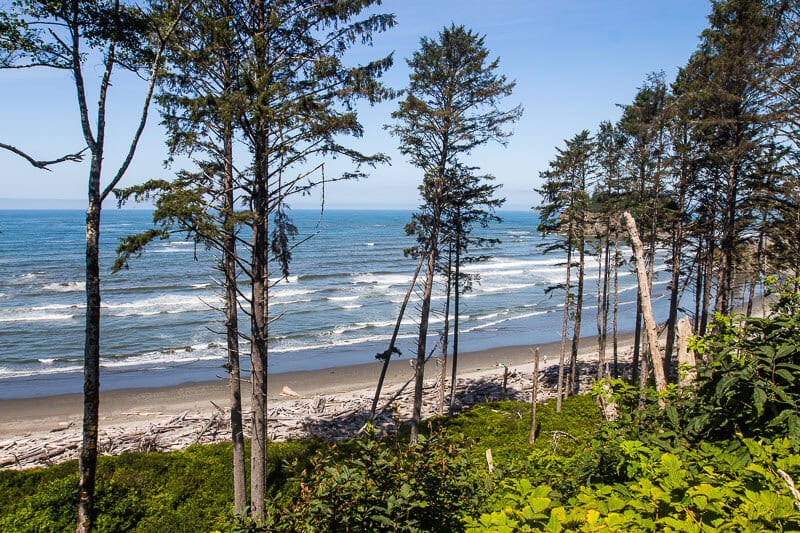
[716,161,739,315]
[664,206,684,379]
[700,235,715,336]
[596,240,604,379]
[249,154,269,520]
[623,212,667,397]
[77,189,102,533]
[612,242,620,379]
[568,237,585,396]
[370,254,424,421]
[676,316,696,389]
[596,233,610,379]
[448,231,462,415]
[439,244,453,416]
[746,211,767,317]
[556,239,572,412]
[529,347,539,444]
[223,130,246,515]
[249,222,268,520]
[632,299,642,386]
[411,244,438,443]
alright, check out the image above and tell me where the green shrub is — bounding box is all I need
[466,436,800,532]
[687,298,800,441]
[271,428,488,532]
[0,474,78,532]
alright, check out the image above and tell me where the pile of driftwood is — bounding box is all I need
[0,361,599,471]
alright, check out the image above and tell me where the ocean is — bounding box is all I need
[0,209,671,399]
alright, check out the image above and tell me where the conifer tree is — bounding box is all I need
[115,0,395,520]
[681,0,781,315]
[535,130,595,408]
[389,24,521,442]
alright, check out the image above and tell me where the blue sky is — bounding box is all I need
[0,0,711,210]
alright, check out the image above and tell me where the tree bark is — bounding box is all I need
[676,316,696,389]
[448,230,462,415]
[612,241,620,378]
[716,161,739,315]
[411,244,438,443]
[439,244,453,416]
[222,129,246,515]
[529,348,539,444]
[77,192,101,533]
[556,239,572,412]
[623,212,667,397]
[632,299,643,386]
[568,238,585,396]
[249,210,269,521]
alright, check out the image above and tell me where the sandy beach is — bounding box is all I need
[0,334,635,469]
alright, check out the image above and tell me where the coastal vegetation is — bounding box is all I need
[2,286,800,531]
[3,0,800,531]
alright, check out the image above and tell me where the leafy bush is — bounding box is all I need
[466,436,800,532]
[270,428,488,532]
[687,294,800,441]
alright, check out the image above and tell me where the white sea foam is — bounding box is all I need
[42,281,85,292]
[272,286,314,297]
[327,295,361,302]
[100,345,222,370]
[0,362,83,380]
[0,311,76,323]
[102,294,215,317]
[463,309,548,333]
[462,258,562,274]
[150,241,195,253]
[351,273,411,287]
[478,282,538,294]
[340,304,363,310]
[17,272,46,279]
[271,332,418,354]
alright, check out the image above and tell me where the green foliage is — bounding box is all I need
[0,474,79,532]
[272,430,488,532]
[0,441,318,533]
[466,437,800,532]
[686,283,800,442]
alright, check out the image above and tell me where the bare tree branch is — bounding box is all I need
[0,141,86,170]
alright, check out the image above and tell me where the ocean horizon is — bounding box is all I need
[0,209,669,399]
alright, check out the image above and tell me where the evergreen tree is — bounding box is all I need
[389,24,521,442]
[681,0,781,315]
[535,130,595,408]
[114,0,395,520]
[113,0,250,510]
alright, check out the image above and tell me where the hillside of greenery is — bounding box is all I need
[3,286,800,532]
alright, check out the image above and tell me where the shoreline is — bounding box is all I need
[0,333,635,469]
[0,339,567,433]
